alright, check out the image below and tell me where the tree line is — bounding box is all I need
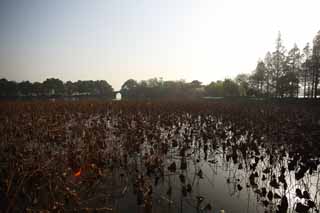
[247,31,320,98]
[120,78,243,99]
[1,31,319,100]
[117,30,320,100]
[0,78,114,98]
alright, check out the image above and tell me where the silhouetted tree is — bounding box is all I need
[286,44,301,97]
[95,80,114,97]
[18,81,33,96]
[311,31,320,98]
[74,80,95,94]
[272,32,286,97]
[205,80,224,97]
[235,74,249,96]
[264,52,273,96]
[0,79,18,97]
[31,82,43,96]
[120,78,205,100]
[0,78,114,98]
[251,60,266,96]
[223,79,239,96]
[70,80,114,97]
[121,79,140,99]
[247,31,320,98]
[65,81,76,96]
[189,80,202,88]
[42,78,64,96]
[301,43,312,98]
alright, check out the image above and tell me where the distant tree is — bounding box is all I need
[18,81,33,96]
[311,31,320,98]
[189,80,202,88]
[74,81,86,94]
[121,79,139,99]
[301,43,312,98]
[277,71,299,97]
[285,44,301,97]
[0,79,18,97]
[264,52,274,96]
[74,80,95,95]
[42,78,64,96]
[235,74,249,96]
[65,81,76,96]
[0,79,9,96]
[272,32,287,97]
[94,80,114,97]
[120,78,205,100]
[162,80,181,99]
[223,79,240,96]
[31,82,43,96]
[205,80,224,97]
[146,78,161,88]
[0,78,113,99]
[251,60,267,95]
[146,78,162,98]
[186,80,204,98]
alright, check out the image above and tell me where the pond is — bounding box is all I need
[76,113,319,213]
[2,102,319,213]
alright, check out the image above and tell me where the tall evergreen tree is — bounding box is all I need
[252,60,267,95]
[302,43,312,98]
[312,31,320,98]
[272,32,286,97]
[287,44,301,97]
[264,52,273,96]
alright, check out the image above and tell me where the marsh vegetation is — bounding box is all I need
[1,100,320,212]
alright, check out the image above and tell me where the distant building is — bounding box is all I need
[116,93,122,100]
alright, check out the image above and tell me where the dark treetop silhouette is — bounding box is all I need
[1,30,320,100]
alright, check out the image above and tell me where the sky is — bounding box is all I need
[0,0,319,90]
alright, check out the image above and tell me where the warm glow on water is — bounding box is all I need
[74,168,81,177]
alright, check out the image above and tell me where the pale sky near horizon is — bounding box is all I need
[0,0,319,90]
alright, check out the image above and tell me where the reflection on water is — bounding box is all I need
[75,113,319,213]
[2,102,320,212]
[118,153,264,213]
